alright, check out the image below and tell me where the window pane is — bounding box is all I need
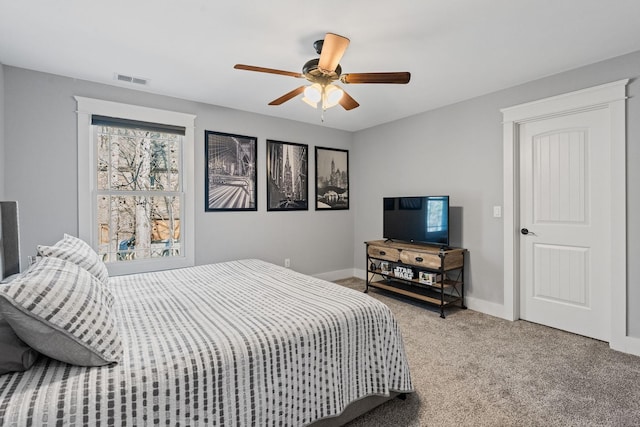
[96,195,181,262]
[150,133,181,191]
[96,131,110,190]
[95,126,181,192]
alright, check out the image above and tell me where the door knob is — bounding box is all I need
[521,228,529,235]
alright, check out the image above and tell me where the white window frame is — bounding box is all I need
[75,96,195,275]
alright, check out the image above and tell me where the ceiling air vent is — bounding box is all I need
[114,73,149,86]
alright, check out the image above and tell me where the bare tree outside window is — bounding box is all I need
[95,125,182,262]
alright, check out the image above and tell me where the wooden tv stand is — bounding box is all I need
[365,240,467,318]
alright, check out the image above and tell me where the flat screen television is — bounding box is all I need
[383,196,450,247]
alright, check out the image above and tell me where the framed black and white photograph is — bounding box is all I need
[315,146,349,210]
[266,140,308,211]
[205,130,257,211]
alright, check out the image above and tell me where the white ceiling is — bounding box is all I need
[2,0,640,132]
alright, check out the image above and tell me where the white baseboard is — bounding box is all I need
[313,268,358,282]
[464,296,505,319]
[335,268,640,357]
[610,335,640,357]
[354,268,367,280]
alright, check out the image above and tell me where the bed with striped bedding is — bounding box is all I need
[0,259,412,426]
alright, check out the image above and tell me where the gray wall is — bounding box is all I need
[0,63,5,199]
[3,49,639,336]
[352,50,640,336]
[2,66,354,276]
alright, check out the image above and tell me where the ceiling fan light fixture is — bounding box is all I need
[304,83,322,103]
[324,84,344,108]
[301,96,318,108]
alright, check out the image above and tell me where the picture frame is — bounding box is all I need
[419,271,442,285]
[204,130,257,212]
[380,261,391,274]
[418,271,431,283]
[315,146,349,210]
[266,139,308,211]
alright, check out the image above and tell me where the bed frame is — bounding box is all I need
[310,392,402,426]
[0,201,20,280]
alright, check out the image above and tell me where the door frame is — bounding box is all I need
[501,79,632,353]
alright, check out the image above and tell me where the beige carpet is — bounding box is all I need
[334,278,640,427]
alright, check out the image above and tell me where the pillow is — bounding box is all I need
[0,256,122,366]
[37,233,109,284]
[0,315,39,375]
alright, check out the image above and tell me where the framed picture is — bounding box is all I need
[380,261,391,274]
[419,271,442,285]
[315,146,349,210]
[266,140,309,211]
[205,130,257,211]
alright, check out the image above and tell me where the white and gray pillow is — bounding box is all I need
[0,256,122,367]
[37,233,114,308]
[37,233,109,284]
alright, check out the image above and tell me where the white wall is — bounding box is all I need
[3,66,354,277]
[352,50,640,336]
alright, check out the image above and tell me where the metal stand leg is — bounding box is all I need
[439,250,446,318]
[461,258,467,309]
[365,252,370,293]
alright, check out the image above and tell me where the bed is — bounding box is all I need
[0,205,412,426]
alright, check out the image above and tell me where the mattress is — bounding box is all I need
[0,259,412,426]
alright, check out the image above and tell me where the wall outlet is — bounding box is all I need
[284,258,291,268]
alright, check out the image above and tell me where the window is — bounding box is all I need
[426,198,447,232]
[76,97,195,275]
[94,116,183,261]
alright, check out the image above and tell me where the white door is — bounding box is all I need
[519,108,611,341]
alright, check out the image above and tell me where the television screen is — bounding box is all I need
[383,196,450,246]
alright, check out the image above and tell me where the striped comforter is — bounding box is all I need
[0,259,412,426]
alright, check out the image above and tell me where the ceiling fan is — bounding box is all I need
[234,33,411,112]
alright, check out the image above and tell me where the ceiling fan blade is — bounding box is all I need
[340,72,411,84]
[268,86,306,105]
[318,33,350,73]
[339,90,359,111]
[234,64,304,79]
